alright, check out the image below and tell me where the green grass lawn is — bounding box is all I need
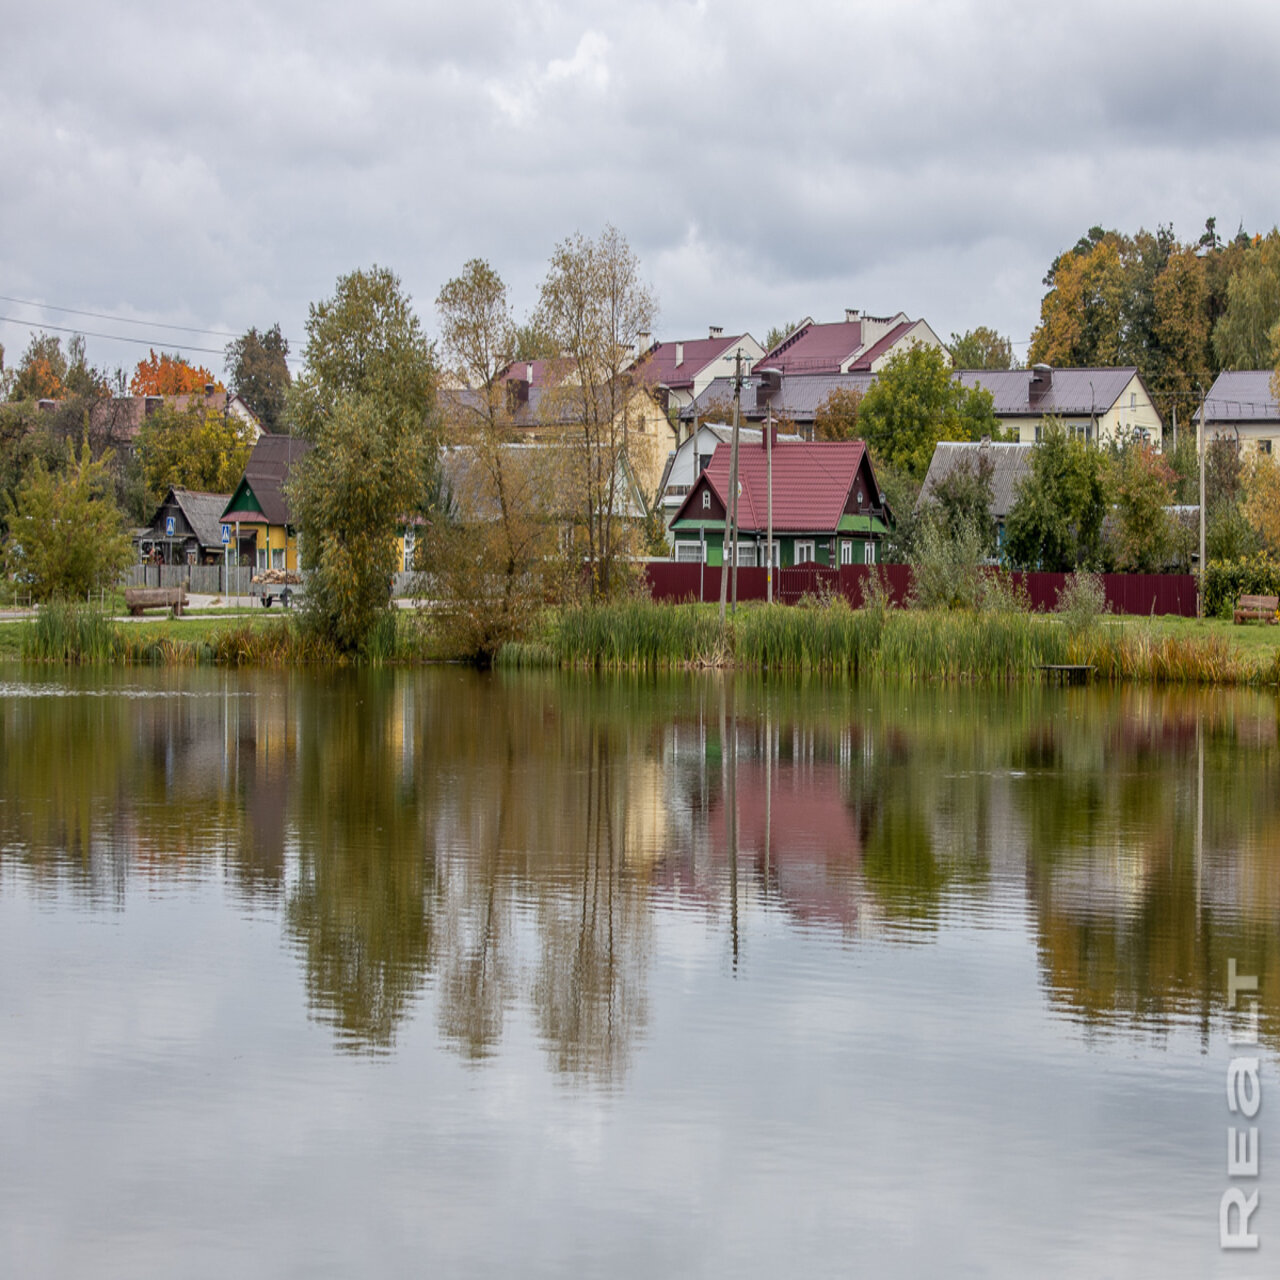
[1125,613,1280,658]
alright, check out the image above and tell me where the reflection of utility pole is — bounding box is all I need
[1195,715,1203,924]
[727,680,739,969]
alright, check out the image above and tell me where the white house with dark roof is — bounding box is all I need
[1195,370,1280,455]
[956,365,1163,447]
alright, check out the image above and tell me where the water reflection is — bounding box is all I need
[2,668,1278,1065]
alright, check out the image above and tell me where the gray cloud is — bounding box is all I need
[2,0,1278,375]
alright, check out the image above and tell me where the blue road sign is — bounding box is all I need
[221,524,231,544]
[165,516,175,537]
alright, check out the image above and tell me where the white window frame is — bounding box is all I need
[736,543,756,567]
[864,541,875,566]
[257,546,267,571]
[701,490,711,510]
[675,541,703,563]
[795,540,815,565]
[403,528,416,572]
[839,539,853,566]
[271,547,285,571]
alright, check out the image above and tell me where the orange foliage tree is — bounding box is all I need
[129,349,222,396]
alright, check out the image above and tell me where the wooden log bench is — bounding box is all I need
[124,586,189,617]
[1233,593,1278,625]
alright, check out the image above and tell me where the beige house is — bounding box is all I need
[1197,370,1280,455]
[957,365,1163,447]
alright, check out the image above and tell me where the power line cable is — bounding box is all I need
[0,315,228,356]
[0,293,246,339]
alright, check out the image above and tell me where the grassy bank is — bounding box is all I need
[499,599,1280,686]
[2,601,443,667]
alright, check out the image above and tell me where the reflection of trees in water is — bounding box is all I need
[529,729,649,1083]
[285,672,435,1052]
[0,672,278,904]
[6,668,1280,1058]
[1016,689,1280,1044]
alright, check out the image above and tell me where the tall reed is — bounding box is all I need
[514,598,1279,685]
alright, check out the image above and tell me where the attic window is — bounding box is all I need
[701,490,711,510]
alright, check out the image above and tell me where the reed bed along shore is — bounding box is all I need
[499,599,1280,686]
[10,597,1280,685]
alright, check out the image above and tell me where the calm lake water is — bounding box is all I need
[1,665,1277,1277]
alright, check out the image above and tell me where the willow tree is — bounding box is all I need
[289,265,438,654]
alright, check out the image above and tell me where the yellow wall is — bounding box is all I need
[251,525,299,571]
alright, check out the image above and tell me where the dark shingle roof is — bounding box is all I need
[955,367,1139,417]
[241,434,312,525]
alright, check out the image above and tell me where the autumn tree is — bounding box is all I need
[949,327,1012,370]
[3,436,132,600]
[134,400,255,503]
[1028,220,1250,420]
[1242,452,1280,556]
[536,225,657,597]
[289,265,439,654]
[1213,230,1280,370]
[813,386,864,441]
[225,324,291,431]
[130,350,221,396]
[858,344,997,481]
[433,259,561,659]
[8,332,107,402]
[1029,228,1128,369]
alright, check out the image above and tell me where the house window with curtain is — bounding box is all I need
[839,540,853,566]
[403,529,415,572]
[795,541,815,565]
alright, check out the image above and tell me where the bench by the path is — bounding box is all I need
[124,586,189,617]
[1233,594,1278,625]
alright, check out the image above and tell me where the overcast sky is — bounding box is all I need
[3,0,1279,379]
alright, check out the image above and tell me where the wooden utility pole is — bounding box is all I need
[719,348,745,622]
[1198,384,1207,617]
[766,401,774,605]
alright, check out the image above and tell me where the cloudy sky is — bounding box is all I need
[3,0,1279,378]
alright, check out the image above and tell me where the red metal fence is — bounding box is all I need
[643,563,1199,617]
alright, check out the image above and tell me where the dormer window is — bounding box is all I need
[701,490,711,510]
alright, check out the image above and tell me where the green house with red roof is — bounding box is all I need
[668,435,891,567]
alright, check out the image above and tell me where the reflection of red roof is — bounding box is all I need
[660,759,865,932]
[678,440,872,533]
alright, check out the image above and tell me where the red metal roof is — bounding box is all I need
[686,439,870,532]
[755,320,862,375]
[633,334,742,388]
